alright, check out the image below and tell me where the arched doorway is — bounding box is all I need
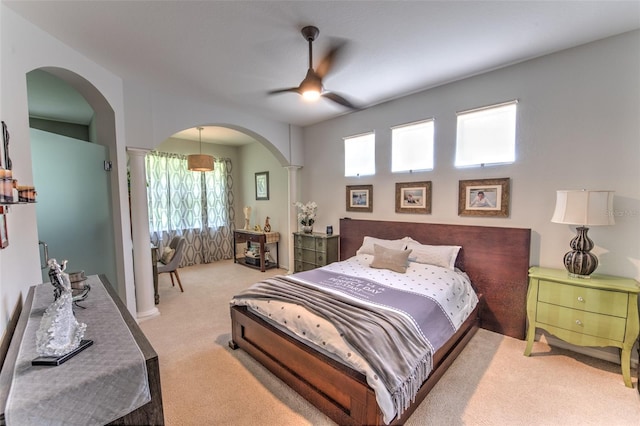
[26,68,118,287]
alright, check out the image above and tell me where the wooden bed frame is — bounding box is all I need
[230,219,531,425]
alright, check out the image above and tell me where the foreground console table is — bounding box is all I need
[0,275,164,425]
[525,266,640,388]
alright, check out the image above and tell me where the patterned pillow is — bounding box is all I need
[356,236,407,256]
[405,241,461,270]
[369,244,413,274]
[160,247,175,265]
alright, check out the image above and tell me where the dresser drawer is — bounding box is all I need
[538,280,628,317]
[294,234,317,250]
[315,252,327,266]
[301,249,316,263]
[536,302,627,342]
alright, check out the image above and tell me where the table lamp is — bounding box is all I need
[551,189,614,278]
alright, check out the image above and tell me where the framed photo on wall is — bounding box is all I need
[255,171,269,200]
[395,181,432,214]
[346,185,373,212]
[458,177,510,217]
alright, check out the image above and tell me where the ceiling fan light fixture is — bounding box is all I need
[302,89,321,101]
[188,127,215,172]
[300,70,322,101]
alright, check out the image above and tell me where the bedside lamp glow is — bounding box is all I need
[551,189,614,278]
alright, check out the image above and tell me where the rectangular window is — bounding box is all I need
[455,100,517,168]
[391,119,434,172]
[344,132,375,177]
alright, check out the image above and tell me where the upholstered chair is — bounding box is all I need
[157,236,186,292]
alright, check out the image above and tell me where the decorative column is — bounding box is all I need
[126,148,159,321]
[286,166,302,274]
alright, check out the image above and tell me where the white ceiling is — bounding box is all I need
[8,1,640,143]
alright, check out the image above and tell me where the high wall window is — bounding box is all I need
[145,151,235,265]
[455,100,517,168]
[344,132,375,177]
[391,119,434,172]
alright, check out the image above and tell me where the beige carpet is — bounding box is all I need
[139,261,640,425]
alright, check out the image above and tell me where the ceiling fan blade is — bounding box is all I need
[316,39,347,79]
[322,91,359,110]
[268,87,301,95]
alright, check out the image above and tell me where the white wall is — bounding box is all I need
[302,30,640,282]
[0,6,132,329]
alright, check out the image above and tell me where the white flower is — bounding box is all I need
[294,201,317,226]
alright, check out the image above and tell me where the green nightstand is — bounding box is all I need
[524,266,640,388]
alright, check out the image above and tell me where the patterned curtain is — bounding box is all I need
[146,151,235,266]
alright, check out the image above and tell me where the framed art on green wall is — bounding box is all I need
[255,171,269,200]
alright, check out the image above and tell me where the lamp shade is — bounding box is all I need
[187,154,214,172]
[551,190,614,226]
[187,126,215,172]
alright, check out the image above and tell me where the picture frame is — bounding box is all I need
[346,185,373,212]
[395,181,432,214]
[255,171,269,200]
[0,208,8,249]
[458,177,510,217]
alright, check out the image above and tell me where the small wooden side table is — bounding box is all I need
[233,230,279,272]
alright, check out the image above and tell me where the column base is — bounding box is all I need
[136,307,160,322]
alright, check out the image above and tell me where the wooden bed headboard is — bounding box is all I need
[339,218,531,340]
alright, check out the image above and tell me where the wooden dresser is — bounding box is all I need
[0,275,164,425]
[525,266,640,388]
[293,232,339,272]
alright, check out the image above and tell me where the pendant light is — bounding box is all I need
[187,127,215,172]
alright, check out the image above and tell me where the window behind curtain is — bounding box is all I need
[146,151,234,265]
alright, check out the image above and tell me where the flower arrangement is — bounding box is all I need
[294,201,317,226]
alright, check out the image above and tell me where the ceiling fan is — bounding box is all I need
[268,26,358,109]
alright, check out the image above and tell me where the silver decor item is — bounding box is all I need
[35,259,87,357]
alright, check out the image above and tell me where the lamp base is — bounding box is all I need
[568,271,592,279]
[563,226,598,278]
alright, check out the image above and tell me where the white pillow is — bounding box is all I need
[405,241,461,270]
[356,236,407,255]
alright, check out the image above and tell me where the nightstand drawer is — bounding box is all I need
[536,302,627,342]
[538,280,628,317]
